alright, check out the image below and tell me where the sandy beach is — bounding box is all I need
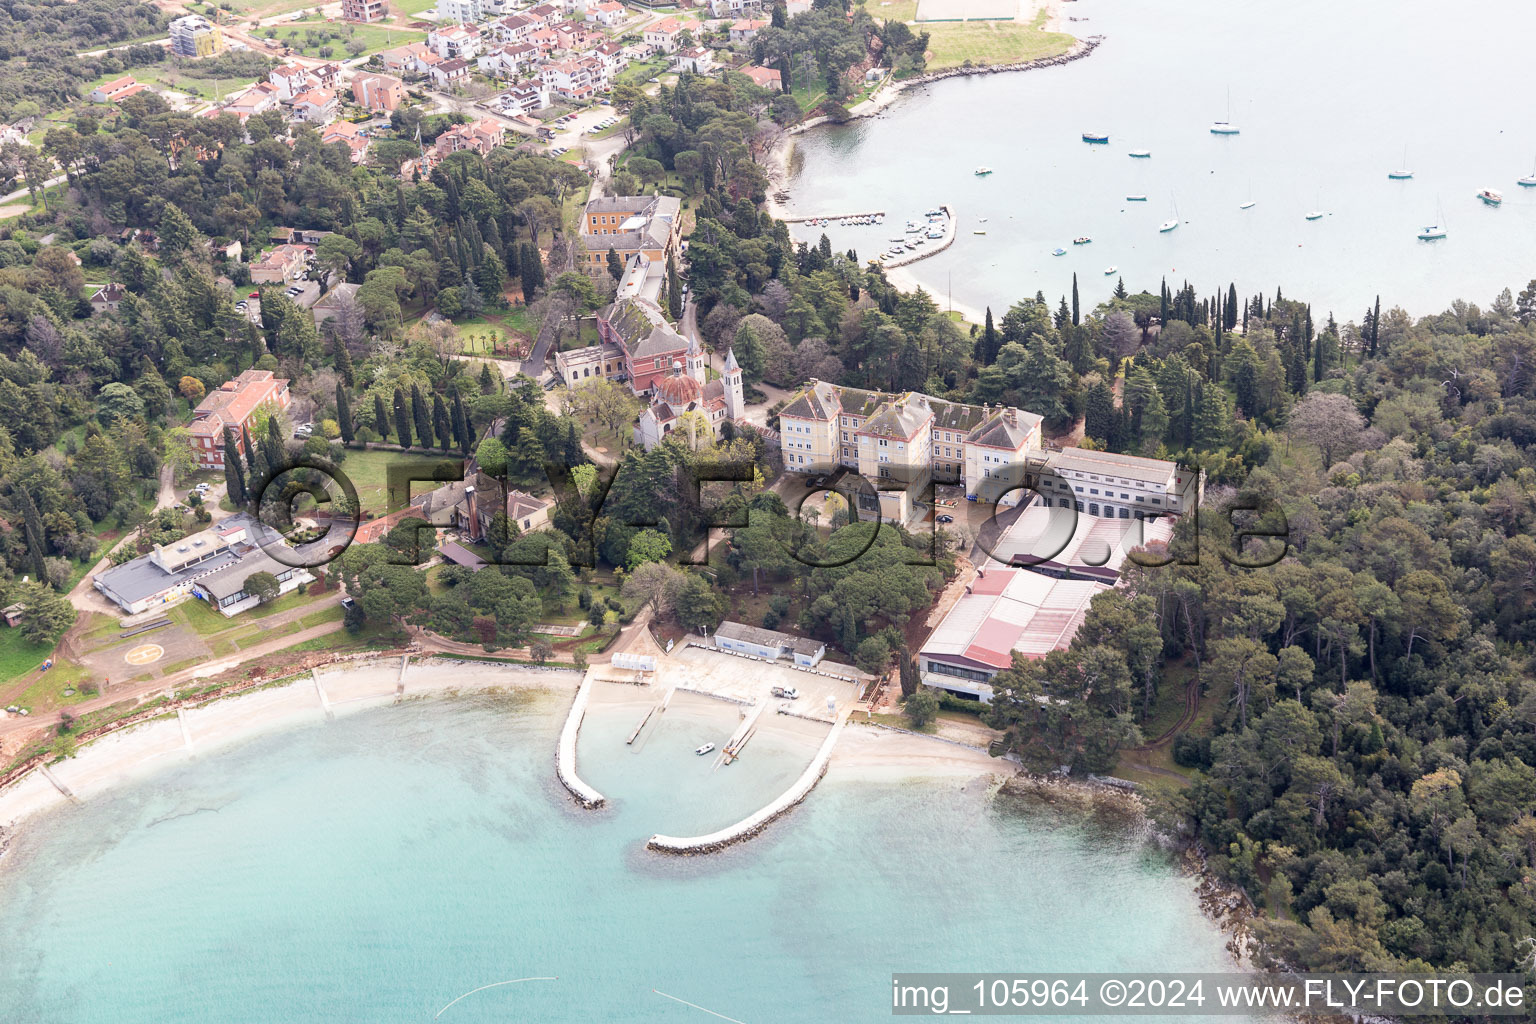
[0,658,580,838]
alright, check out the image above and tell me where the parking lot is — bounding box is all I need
[660,643,865,719]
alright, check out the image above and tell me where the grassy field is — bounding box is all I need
[392,0,439,15]
[0,628,56,686]
[614,57,669,87]
[337,448,463,515]
[267,21,424,59]
[86,65,259,103]
[925,9,1075,70]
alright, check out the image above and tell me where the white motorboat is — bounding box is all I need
[1479,188,1503,205]
[695,742,715,756]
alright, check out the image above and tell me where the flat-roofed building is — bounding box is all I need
[169,14,224,57]
[917,567,1106,702]
[713,620,826,667]
[193,550,311,616]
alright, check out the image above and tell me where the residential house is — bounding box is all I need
[478,43,537,78]
[728,18,768,43]
[541,57,600,102]
[643,17,686,53]
[436,0,486,23]
[311,63,342,90]
[429,57,473,89]
[381,41,433,73]
[88,282,125,315]
[428,23,483,59]
[225,82,281,119]
[291,88,339,124]
[708,0,747,16]
[169,14,224,58]
[432,117,504,156]
[269,64,314,101]
[249,243,309,284]
[491,13,537,42]
[351,71,406,111]
[311,282,361,326]
[342,0,387,22]
[674,46,713,73]
[527,3,563,26]
[184,370,292,469]
[321,120,370,162]
[526,26,560,52]
[587,0,625,26]
[739,64,781,90]
[505,80,549,115]
[592,39,627,73]
[90,76,145,104]
[579,193,682,274]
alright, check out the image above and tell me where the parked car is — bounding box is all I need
[772,686,799,699]
[249,291,260,298]
[936,514,954,524]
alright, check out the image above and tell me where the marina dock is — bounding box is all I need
[648,709,849,854]
[555,673,606,808]
[883,204,958,269]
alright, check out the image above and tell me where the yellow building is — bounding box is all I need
[169,14,225,58]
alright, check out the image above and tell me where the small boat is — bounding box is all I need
[1417,224,1446,240]
[1239,200,1257,210]
[1478,188,1503,205]
[1052,247,1067,256]
[905,221,921,232]
[972,229,987,235]
[1388,146,1413,179]
[695,742,715,756]
[1082,132,1109,143]
[1126,194,1148,201]
[1129,149,1151,158]
[926,228,944,239]
[978,217,988,222]
[974,166,993,176]
[1103,266,1118,275]
[1210,86,1240,134]
[1305,210,1324,220]
[924,208,942,216]
[1520,158,1536,187]
[1158,219,1178,232]
[890,235,905,242]
[1072,236,1092,245]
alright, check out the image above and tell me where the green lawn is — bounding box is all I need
[86,66,257,103]
[0,628,58,686]
[392,0,439,15]
[171,598,234,637]
[268,21,424,59]
[615,57,669,87]
[337,448,461,515]
[869,0,919,20]
[300,605,345,628]
[925,10,1075,71]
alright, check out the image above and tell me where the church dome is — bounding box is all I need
[657,370,702,407]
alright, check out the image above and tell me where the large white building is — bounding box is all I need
[777,382,1043,523]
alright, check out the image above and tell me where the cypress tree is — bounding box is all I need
[393,387,412,448]
[606,247,624,282]
[1071,272,1080,326]
[666,253,683,319]
[263,415,284,470]
[433,393,452,450]
[1313,329,1325,383]
[330,332,354,387]
[1226,283,1238,330]
[479,362,496,395]
[411,384,433,449]
[336,383,354,444]
[1370,295,1381,356]
[223,430,247,507]
[1113,277,1127,300]
[1159,277,1169,325]
[452,391,472,457]
[373,393,390,442]
[979,307,997,364]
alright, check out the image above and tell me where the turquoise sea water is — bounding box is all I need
[0,694,1247,1022]
[787,0,1536,318]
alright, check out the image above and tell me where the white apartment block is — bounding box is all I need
[436,0,485,23]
